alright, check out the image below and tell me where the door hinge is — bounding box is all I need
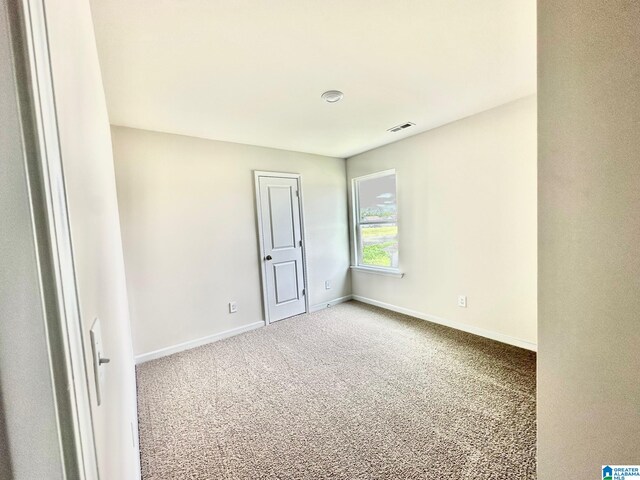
[299,240,303,247]
[302,288,305,296]
[295,190,299,197]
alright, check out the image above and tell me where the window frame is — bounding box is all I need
[350,169,402,275]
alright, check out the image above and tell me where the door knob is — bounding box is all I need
[265,255,273,261]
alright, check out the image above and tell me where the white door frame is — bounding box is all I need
[254,171,310,325]
[13,1,101,478]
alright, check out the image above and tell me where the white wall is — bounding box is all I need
[346,96,537,348]
[538,1,640,477]
[112,126,351,357]
[44,0,139,478]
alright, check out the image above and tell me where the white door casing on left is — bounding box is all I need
[23,0,142,478]
[255,172,309,323]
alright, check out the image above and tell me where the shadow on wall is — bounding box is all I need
[0,379,14,479]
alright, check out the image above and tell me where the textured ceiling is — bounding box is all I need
[90,0,536,158]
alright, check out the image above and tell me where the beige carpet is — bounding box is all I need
[137,301,536,479]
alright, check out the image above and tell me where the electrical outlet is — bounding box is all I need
[457,295,467,308]
[229,301,238,313]
[325,280,331,290]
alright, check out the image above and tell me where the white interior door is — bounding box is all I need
[258,175,307,322]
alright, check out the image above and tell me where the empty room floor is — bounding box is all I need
[136,302,536,479]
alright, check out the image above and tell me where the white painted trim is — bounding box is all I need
[253,170,302,179]
[20,2,100,478]
[296,177,311,317]
[351,168,397,182]
[350,265,404,278]
[352,295,537,352]
[135,321,264,364]
[253,171,310,325]
[309,295,354,312]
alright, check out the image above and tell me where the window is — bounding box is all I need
[352,170,399,270]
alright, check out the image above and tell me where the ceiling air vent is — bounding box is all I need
[387,122,415,133]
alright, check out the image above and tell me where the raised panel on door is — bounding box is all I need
[273,261,300,305]
[267,185,296,250]
[258,174,307,323]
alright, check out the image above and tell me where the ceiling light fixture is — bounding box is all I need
[321,90,344,103]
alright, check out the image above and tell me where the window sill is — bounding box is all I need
[350,265,404,278]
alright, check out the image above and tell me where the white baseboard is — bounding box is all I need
[309,295,354,313]
[135,296,535,363]
[135,321,265,364]
[352,295,537,352]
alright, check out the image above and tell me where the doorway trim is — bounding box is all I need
[253,171,310,325]
[10,1,100,478]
